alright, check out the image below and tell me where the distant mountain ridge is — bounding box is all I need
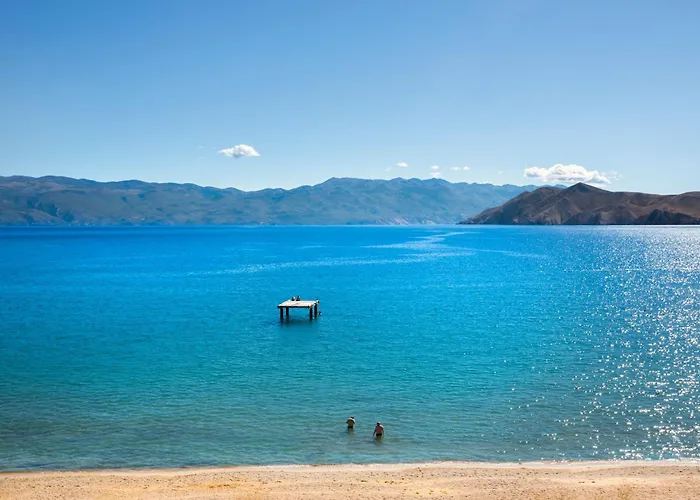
[0,175,543,226]
[462,183,700,225]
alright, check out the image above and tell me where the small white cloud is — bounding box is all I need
[395,162,408,168]
[524,164,611,185]
[430,165,440,171]
[462,166,470,171]
[450,167,460,171]
[430,172,442,178]
[498,170,504,175]
[217,144,261,158]
[385,167,392,172]
[607,171,622,181]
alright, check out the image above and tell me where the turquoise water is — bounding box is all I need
[1,226,699,471]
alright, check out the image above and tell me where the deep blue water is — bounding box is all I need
[1,226,699,471]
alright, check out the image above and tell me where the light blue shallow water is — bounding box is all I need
[1,226,699,471]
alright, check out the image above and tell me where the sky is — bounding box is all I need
[1,0,699,193]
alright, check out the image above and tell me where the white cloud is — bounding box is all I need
[430,165,440,171]
[450,166,470,171]
[430,172,442,178]
[385,167,392,172]
[462,166,470,171]
[606,171,622,181]
[523,164,611,185]
[217,144,261,158]
[395,162,408,167]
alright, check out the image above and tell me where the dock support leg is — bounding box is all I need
[314,303,318,317]
[280,308,283,321]
[309,307,313,320]
[286,307,289,318]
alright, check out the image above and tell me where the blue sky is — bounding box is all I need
[1,0,698,193]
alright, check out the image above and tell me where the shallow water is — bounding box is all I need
[1,226,699,470]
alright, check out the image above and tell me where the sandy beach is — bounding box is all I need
[2,461,700,500]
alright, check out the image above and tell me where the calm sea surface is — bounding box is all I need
[1,226,699,471]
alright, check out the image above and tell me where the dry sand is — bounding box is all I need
[2,461,700,500]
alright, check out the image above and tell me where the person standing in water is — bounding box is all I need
[346,416,355,430]
[373,422,384,438]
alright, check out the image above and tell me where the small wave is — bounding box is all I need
[189,250,474,276]
[461,248,547,259]
[366,231,466,251]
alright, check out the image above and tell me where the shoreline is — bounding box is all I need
[4,458,700,476]
[3,460,700,500]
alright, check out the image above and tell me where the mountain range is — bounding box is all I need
[463,183,700,225]
[0,175,542,226]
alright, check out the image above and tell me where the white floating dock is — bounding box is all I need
[278,299,319,320]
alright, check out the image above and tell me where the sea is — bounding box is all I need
[1,226,699,471]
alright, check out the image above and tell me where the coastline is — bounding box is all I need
[3,460,700,499]
[4,458,700,475]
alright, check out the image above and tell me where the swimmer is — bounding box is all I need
[373,422,384,438]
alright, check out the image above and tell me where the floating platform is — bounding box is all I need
[278,299,319,320]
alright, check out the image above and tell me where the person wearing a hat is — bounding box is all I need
[346,416,355,430]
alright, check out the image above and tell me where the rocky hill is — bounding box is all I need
[0,175,541,225]
[462,183,700,225]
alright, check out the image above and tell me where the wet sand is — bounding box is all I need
[2,461,700,499]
